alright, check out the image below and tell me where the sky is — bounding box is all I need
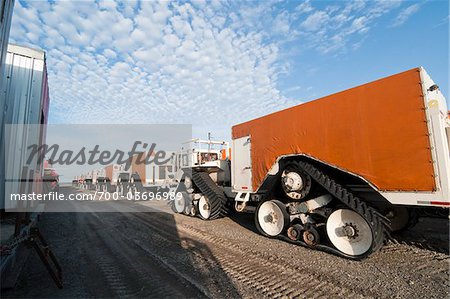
[9,0,449,142]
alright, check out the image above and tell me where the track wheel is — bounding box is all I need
[281,164,312,200]
[287,224,304,241]
[198,195,212,219]
[183,195,193,215]
[385,207,417,232]
[326,209,373,256]
[184,175,194,193]
[302,224,320,247]
[189,201,198,217]
[172,192,187,214]
[255,200,290,237]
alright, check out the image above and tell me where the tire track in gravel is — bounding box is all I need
[87,209,237,298]
[80,208,211,298]
[380,242,449,286]
[387,236,449,255]
[120,200,449,298]
[135,207,450,298]
[124,211,374,299]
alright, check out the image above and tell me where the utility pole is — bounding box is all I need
[208,132,211,152]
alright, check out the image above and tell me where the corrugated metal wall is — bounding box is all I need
[0,0,14,77]
[1,44,50,209]
[0,0,15,209]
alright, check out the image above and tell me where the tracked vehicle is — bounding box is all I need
[171,68,450,259]
[170,139,231,219]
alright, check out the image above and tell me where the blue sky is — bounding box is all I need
[9,0,449,141]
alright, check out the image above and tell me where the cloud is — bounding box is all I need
[301,11,329,31]
[289,0,407,54]
[295,1,314,14]
[8,0,414,141]
[391,3,421,27]
[9,1,290,141]
[273,11,291,35]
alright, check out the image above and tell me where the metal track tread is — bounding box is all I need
[279,161,389,260]
[191,171,229,219]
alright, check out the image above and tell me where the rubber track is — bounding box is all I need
[192,171,229,219]
[293,161,389,259]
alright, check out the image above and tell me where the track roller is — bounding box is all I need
[302,224,320,247]
[183,196,193,215]
[189,201,198,216]
[287,224,304,241]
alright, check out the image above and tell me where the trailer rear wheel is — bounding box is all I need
[326,209,373,256]
[255,200,290,237]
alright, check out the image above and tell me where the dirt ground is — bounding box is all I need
[1,187,449,298]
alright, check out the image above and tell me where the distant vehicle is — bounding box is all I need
[129,172,144,195]
[84,178,93,190]
[96,177,111,192]
[43,168,59,193]
[116,172,130,196]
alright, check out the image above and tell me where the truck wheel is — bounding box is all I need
[326,209,373,256]
[255,200,290,237]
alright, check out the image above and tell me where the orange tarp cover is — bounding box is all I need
[105,165,113,180]
[232,68,435,192]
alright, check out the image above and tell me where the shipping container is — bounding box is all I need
[0,0,15,208]
[0,0,14,78]
[1,44,50,209]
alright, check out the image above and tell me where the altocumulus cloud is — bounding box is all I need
[9,0,413,140]
[10,1,287,140]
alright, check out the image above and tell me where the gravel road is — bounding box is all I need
[2,187,449,298]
